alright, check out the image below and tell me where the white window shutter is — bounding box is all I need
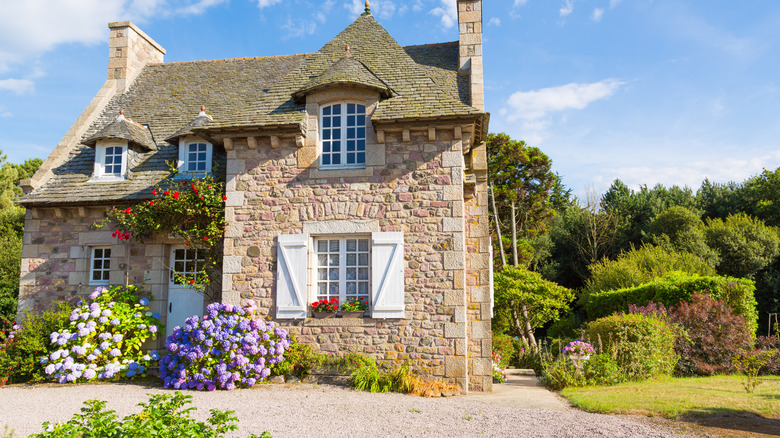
[489,241,495,317]
[276,233,308,319]
[371,231,405,319]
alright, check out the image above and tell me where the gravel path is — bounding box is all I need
[0,382,698,438]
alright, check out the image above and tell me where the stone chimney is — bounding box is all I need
[457,0,483,111]
[108,21,166,93]
[23,22,165,193]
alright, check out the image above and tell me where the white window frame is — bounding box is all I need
[275,230,405,320]
[178,137,213,177]
[313,236,371,307]
[319,102,367,169]
[89,247,111,285]
[92,140,128,181]
[169,247,206,286]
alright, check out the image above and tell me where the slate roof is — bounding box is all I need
[83,111,156,151]
[165,110,215,144]
[20,13,482,206]
[293,55,392,100]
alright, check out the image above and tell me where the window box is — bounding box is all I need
[340,311,366,318]
[312,311,337,319]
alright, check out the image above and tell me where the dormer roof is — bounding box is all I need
[292,55,392,101]
[165,106,216,144]
[83,110,156,151]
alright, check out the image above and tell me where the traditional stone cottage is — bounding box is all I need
[18,0,492,391]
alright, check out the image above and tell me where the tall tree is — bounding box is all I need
[705,213,780,280]
[487,133,556,269]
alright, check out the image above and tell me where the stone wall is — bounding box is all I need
[18,207,171,349]
[221,122,492,391]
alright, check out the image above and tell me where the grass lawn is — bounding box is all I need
[562,375,780,419]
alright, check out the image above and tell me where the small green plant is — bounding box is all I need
[540,356,584,390]
[271,341,328,379]
[0,302,74,384]
[409,408,421,413]
[29,392,270,438]
[340,298,368,312]
[732,349,776,393]
[583,353,624,386]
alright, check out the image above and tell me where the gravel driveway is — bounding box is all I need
[0,382,697,437]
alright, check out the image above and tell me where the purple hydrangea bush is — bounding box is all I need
[160,300,291,390]
[40,285,162,383]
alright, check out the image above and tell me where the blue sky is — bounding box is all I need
[1,0,779,199]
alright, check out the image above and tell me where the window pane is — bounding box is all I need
[346,253,356,266]
[323,106,331,116]
[332,105,341,115]
[329,282,339,295]
[358,282,368,295]
[346,282,356,293]
[346,268,356,280]
[347,103,355,113]
[318,268,327,280]
[329,240,339,252]
[358,253,369,266]
[358,267,368,280]
[329,254,339,266]
[358,239,368,251]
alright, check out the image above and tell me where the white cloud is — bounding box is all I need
[504,79,623,122]
[514,0,528,6]
[176,0,229,15]
[488,17,501,26]
[255,0,283,8]
[0,79,34,94]
[604,150,780,193]
[0,0,225,73]
[430,0,457,29]
[559,0,574,17]
[592,8,604,22]
[345,0,396,19]
[609,0,621,8]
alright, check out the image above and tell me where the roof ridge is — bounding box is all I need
[146,53,313,66]
[403,41,458,49]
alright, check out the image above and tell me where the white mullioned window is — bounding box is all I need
[89,247,111,285]
[276,231,404,320]
[92,141,128,181]
[320,103,366,168]
[315,237,370,304]
[178,139,213,176]
[170,248,206,285]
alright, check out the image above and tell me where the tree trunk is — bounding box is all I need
[511,201,518,267]
[489,185,507,267]
[509,200,537,352]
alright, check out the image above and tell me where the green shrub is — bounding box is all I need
[583,353,624,386]
[271,340,327,379]
[584,244,715,296]
[587,272,758,334]
[584,313,677,380]
[492,332,516,368]
[0,302,74,383]
[540,357,584,390]
[30,392,271,438]
[511,337,542,375]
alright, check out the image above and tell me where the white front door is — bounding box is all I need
[166,247,205,340]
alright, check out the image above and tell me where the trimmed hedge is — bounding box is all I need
[586,272,758,334]
[584,313,678,380]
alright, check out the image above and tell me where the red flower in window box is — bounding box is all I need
[312,299,338,313]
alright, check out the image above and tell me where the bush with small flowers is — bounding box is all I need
[96,173,226,292]
[40,285,162,383]
[160,300,291,390]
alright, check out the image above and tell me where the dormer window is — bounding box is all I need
[178,138,213,177]
[320,103,366,168]
[93,140,128,181]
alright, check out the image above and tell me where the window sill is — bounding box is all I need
[89,176,126,183]
[301,317,377,327]
[309,167,373,178]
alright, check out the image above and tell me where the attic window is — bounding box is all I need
[320,103,366,168]
[92,140,128,181]
[178,140,213,177]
